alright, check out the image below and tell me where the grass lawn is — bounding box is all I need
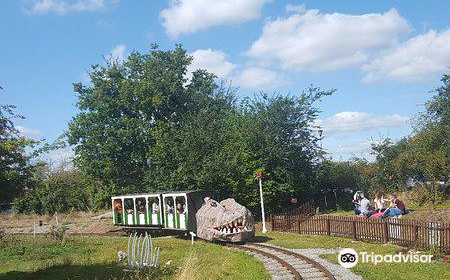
[1,231,449,280]
[0,235,270,280]
[265,231,450,280]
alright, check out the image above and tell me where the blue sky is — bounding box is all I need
[1,0,449,161]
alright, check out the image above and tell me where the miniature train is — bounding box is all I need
[111,190,216,233]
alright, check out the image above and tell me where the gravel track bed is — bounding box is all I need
[257,243,363,280]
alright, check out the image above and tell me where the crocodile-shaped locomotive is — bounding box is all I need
[196,197,255,242]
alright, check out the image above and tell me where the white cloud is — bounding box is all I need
[333,140,372,155]
[329,140,377,161]
[40,147,75,170]
[285,4,305,13]
[24,0,113,16]
[233,67,287,90]
[316,111,409,134]
[160,0,272,38]
[16,126,41,137]
[362,29,450,83]
[247,8,410,71]
[109,44,127,62]
[187,49,236,80]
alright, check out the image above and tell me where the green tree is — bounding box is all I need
[68,45,333,213]
[0,105,38,205]
[368,74,449,205]
[237,88,334,212]
[68,45,195,194]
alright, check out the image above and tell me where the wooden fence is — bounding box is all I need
[280,200,316,216]
[271,214,450,252]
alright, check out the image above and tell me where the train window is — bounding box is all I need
[164,197,174,214]
[148,197,160,214]
[136,198,146,214]
[176,196,187,229]
[113,199,123,224]
[124,198,134,225]
[135,197,146,225]
[175,197,186,214]
[148,197,161,225]
[164,197,175,228]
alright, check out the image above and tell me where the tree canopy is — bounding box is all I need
[67,45,333,213]
[0,105,37,205]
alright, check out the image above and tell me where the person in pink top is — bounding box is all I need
[382,194,406,217]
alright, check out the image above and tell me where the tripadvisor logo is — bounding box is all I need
[338,248,433,268]
[338,248,358,268]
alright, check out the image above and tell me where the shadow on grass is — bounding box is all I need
[250,235,273,243]
[0,263,176,280]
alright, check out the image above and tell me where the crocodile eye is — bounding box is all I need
[210,201,217,207]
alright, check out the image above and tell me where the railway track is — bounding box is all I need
[226,243,336,280]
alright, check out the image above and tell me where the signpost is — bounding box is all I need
[256,171,267,234]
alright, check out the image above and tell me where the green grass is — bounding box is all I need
[2,231,449,280]
[264,231,450,280]
[0,235,269,280]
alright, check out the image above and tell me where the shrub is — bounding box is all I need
[14,170,92,214]
[46,224,67,241]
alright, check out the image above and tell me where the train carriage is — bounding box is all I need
[112,190,215,233]
[112,193,164,227]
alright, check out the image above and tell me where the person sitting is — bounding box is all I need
[136,200,145,214]
[152,202,159,214]
[359,194,375,218]
[382,194,406,218]
[373,193,386,213]
[166,201,174,214]
[352,191,364,215]
[114,200,123,223]
[176,203,185,214]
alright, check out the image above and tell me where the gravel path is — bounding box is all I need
[244,250,296,280]
[258,243,363,280]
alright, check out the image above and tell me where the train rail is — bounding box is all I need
[226,243,336,280]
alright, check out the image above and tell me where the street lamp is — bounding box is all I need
[255,171,267,234]
[318,129,324,162]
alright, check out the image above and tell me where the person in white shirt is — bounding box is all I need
[373,193,386,213]
[352,191,363,215]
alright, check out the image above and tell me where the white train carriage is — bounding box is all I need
[112,193,163,227]
[112,190,215,232]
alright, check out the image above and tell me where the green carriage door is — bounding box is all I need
[164,197,175,228]
[113,199,123,225]
[175,196,187,229]
[124,198,135,225]
[148,197,161,225]
[135,197,147,225]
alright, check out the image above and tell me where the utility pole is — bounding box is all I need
[256,171,267,234]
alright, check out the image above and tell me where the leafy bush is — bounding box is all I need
[14,170,91,214]
[46,224,67,241]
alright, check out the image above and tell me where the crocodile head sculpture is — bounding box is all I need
[196,197,255,242]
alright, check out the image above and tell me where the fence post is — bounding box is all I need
[270,214,274,231]
[326,217,331,236]
[413,225,419,243]
[383,220,389,243]
[351,220,357,240]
